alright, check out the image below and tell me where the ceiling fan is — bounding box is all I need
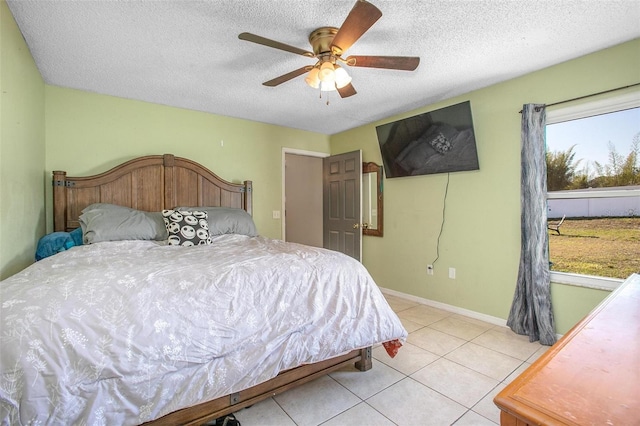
[238,0,420,99]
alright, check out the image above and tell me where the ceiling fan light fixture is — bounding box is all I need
[305,67,320,88]
[319,61,336,83]
[320,80,337,92]
[334,65,352,89]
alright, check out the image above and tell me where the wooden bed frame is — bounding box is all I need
[52,153,372,425]
[53,154,252,232]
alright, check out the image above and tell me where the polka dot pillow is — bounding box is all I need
[162,210,211,246]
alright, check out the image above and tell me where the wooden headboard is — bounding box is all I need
[53,154,252,232]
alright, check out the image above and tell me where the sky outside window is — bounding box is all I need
[546,107,640,175]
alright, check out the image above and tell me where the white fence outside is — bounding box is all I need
[547,186,640,219]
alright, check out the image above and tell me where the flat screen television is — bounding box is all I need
[376,101,479,178]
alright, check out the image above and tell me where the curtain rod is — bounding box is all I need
[519,82,640,113]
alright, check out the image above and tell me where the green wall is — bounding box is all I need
[44,86,330,238]
[2,0,637,335]
[330,39,640,334]
[550,284,611,335]
[0,0,46,279]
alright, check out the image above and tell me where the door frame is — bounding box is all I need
[281,148,329,241]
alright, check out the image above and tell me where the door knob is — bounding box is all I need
[353,223,359,229]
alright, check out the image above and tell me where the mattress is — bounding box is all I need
[0,234,406,424]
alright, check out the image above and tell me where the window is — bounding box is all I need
[545,92,640,289]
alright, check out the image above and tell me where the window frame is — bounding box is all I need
[546,91,640,290]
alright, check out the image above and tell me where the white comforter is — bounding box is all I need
[0,235,406,425]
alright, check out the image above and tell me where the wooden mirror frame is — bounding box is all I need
[363,162,384,237]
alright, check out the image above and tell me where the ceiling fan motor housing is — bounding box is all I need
[309,27,340,56]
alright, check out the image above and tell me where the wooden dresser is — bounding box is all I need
[494,273,639,425]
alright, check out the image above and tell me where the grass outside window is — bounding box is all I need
[548,217,640,279]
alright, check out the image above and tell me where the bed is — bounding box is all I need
[0,154,407,425]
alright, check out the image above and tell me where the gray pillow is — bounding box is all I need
[176,207,258,237]
[81,203,135,213]
[79,207,168,244]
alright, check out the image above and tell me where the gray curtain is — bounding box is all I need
[507,104,557,346]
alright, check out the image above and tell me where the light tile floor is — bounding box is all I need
[233,294,549,426]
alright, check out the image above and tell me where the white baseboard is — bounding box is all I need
[379,287,508,328]
[380,287,564,341]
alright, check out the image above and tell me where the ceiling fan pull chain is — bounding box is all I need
[322,89,330,106]
[319,88,331,105]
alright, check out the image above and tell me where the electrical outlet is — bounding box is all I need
[427,264,434,275]
[449,267,456,279]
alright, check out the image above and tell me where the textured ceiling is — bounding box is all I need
[7,0,640,135]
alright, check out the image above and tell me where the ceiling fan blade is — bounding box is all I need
[345,55,420,71]
[239,32,314,57]
[337,82,357,98]
[263,66,312,87]
[330,0,382,55]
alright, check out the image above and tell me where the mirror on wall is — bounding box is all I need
[362,162,383,237]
